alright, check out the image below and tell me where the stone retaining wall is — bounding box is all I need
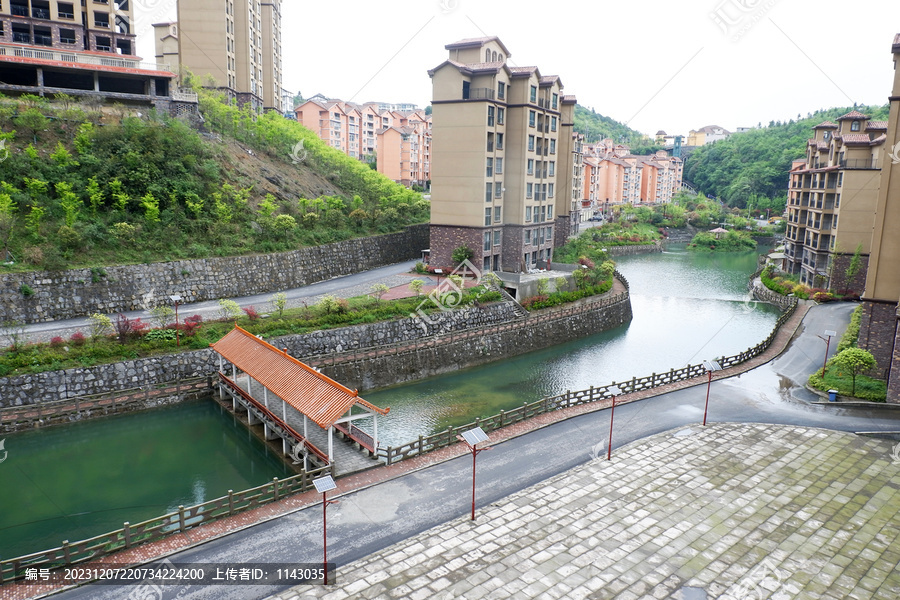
[320,293,633,391]
[605,242,663,256]
[0,300,521,408]
[1,225,429,324]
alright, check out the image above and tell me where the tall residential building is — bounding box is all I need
[428,36,575,272]
[582,141,682,210]
[0,1,177,108]
[783,111,886,288]
[858,33,900,403]
[159,0,283,111]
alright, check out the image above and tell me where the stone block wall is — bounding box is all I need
[0,300,521,408]
[322,294,634,392]
[0,225,428,324]
[829,253,869,294]
[858,300,898,377]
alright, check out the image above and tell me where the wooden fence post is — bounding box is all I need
[273,477,279,502]
[123,522,131,548]
[62,541,71,564]
[386,447,393,466]
[178,506,186,533]
[227,491,234,516]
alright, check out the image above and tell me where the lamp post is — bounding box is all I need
[606,385,622,460]
[702,360,722,426]
[312,475,339,585]
[169,295,182,347]
[818,330,837,375]
[457,427,490,521]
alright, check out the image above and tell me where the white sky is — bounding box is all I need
[136,0,900,137]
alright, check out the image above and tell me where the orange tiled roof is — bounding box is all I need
[837,110,869,121]
[867,121,888,130]
[813,121,838,129]
[841,133,875,144]
[210,326,388,429]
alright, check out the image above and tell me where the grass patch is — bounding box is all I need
[807,368,886,402]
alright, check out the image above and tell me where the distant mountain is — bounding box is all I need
[683,105,890,207]
[574,104,652,146]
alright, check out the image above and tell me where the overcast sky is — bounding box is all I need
[137,0,900,137]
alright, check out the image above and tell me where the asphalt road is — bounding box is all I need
[17,260,418,343]
[47,302,900,600]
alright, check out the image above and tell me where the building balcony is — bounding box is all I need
[0,42,173,72]
[463,87,494,100]
[839,158,880,170]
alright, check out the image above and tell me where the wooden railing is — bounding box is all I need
[333,422,375,453]
[377,297,798,465]
[1,377,210,432]
[0,464,333,583]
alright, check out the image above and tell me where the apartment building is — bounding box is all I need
[158,0,283,111]
[858,33,900,402]
[582,141,682,210]
[377,110,431,187]
[557,127,585,238]
[0,0,177,108]
[428,36,575,273]
[783,111,887,288]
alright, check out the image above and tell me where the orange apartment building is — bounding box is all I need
[582,140,682,213]
[295,97,431,187]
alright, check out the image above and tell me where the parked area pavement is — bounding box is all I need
[271,422,900,600]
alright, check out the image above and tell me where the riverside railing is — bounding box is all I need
[0,464,333,583]
[376,297,798,465]
[1,377,210,432]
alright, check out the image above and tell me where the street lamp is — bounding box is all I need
[169,295,182,347]
[457,427,491,521]
[818,330,837,376]
[313,474,339,585]
[606,385,622,460]
[702,360,722,426]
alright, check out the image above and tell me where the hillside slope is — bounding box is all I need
[0,90,427,271]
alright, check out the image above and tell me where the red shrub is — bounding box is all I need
[50,336,64,347]
[178,314,203,337]
[70,331,86,346]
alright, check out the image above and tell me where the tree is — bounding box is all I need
[845,243,863,283]
[451,245,474,265]
[371,283,389,303]
[409,279,424,296]
[830,348,877,396]
[14,108,48,142]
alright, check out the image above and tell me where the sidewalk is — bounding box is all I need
[270,422,900,599]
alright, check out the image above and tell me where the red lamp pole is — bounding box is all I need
[703,370,712,426]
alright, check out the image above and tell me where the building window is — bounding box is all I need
[837,172,843,187]
[546,227,552,241]
[541,205,546,222]
[487,106,495,126]
[496,158,503,174]
[485,183,492,202]
[548,183,555,198]
[496,133,503,149]
[549,161,555,177]
[494,206,501,222]
[486,158,493,177]
[548,205,553,219]
[493,230,501,245]
[495,182,502,198]
[94,12,109,27]
[526,183,533,199]
[497,82,505,99]
[551,116,557,132]
[526,205,532,221]
[552,93,558,109]
[527,159,534,175]
[529,111,536,127]
[525,229,532,245]
[485,208,491,226]
[487,132,494,152]
[550,139,556,154]
[850,120,860,132]
[530,85,537,103]
[528,135,535,152]
[484,232,491,251]
[497,107,504,124]
[60,28,76,44]
[58,3,75,18]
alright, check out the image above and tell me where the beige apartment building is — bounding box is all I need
[858,34,900,402]
[155,0,283,111]
[0,0,179,109]
[783,110,887,288]
[377,111,431,188]
[428,36,575,272]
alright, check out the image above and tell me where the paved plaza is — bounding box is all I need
[269,423,900,600]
